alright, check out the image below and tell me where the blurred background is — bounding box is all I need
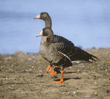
[0,0,110,54]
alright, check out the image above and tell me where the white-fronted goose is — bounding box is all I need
[36,28,98,83]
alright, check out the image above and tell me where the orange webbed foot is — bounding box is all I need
[52,79,63,83]
[46,65,52,73]
[52,70,64,83]
[49,70,57,76]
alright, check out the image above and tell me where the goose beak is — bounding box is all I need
[36,30,43,37]
[34,14,40,19]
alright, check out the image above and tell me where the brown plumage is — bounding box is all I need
[34,12,98,83]
[34,12,97,62]
[36,28,98,83]
[36,28,72,83]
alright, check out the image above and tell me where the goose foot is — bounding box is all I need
[49,70,57,76]
[53,70,64,83]
[46,65,52,73]
[52,79,63,83]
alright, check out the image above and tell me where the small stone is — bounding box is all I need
[86,95,90,97]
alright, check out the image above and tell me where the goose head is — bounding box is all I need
[36,28,53,37]
[34,12,50,20]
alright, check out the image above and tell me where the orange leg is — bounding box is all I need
[46,65,58,76]
[53,70,64,83]
[46,65,52,73]
[49,70,57,76]
[48,66,58,75]
[46,65,58,73]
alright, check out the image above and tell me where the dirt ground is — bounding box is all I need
[0,48,110,99]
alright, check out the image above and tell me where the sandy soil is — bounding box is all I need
[0,48,110,99]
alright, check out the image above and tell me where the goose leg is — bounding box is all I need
[53,70,64,83]
[49,70,57,76]
[46,65,57,75]
[46,65,52,73]
[49,66,58,75]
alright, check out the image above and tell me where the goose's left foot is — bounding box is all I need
[46,65,52,73]
[49,70,57,76]
[53,70,64,83]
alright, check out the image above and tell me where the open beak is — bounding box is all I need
[36,30,43,37]
[34,14,40,19]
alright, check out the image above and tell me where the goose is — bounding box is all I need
[34,12,98,76]
[36,28,97,83]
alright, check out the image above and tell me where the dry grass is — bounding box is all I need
[0,48,110,99]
